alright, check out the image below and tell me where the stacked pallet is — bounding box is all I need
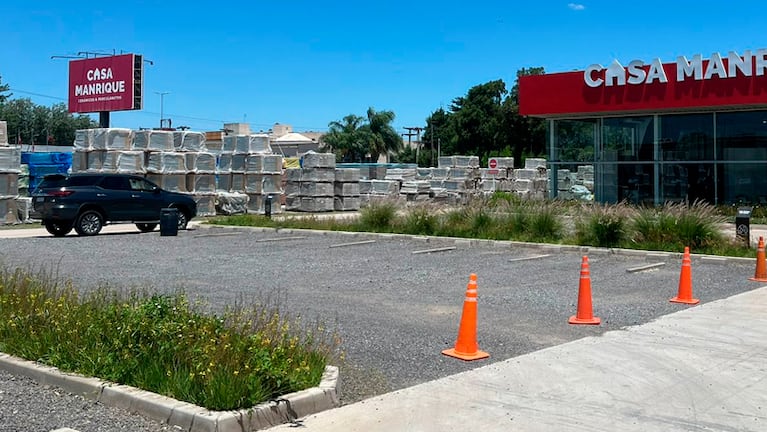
[0,145,21,224]
[218,133,278,214]
[359,179,401,205]
[243,154,284,214]
[73,129,211,216]
[512,158,548,200]
[285,152,336,212]
[334,168,361,211]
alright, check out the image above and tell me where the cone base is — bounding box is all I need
[568,315,601,325]
[441,348,489,361]
[670,297,700,305]
[748,277,767,282]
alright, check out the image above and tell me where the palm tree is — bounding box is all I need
[361,107,402,162]
[321,114,368,162]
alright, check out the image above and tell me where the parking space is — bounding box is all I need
[0,225,759,403]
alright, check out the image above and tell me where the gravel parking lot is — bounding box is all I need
[0,225,760,431]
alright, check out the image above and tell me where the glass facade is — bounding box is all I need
[548,110,767,205]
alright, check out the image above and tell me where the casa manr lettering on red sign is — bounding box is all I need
[584,49,767,88]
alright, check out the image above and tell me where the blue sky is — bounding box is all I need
[2,1,766,134]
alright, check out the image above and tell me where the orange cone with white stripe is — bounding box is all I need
[670,247,699,305]
[442,274,489,361]
[749,236,767,282]
[569,256,601,325]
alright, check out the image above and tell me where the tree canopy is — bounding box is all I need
[0,75,97,146]
[396,68,547,167]
[321,107,403,162]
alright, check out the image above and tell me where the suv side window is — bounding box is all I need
[100,176,130,190]
[129,178,156,192]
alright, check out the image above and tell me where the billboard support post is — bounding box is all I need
[99,112,110,128]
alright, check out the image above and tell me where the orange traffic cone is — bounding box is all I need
[749,236,767,282]
[670,246,699,305]
[569,256,601,325]
[442,274,490,361]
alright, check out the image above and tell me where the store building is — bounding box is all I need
[519,49,767,205]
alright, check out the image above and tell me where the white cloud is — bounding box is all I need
[568,3,586,10]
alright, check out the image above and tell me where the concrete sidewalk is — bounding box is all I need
[268,286,767,432]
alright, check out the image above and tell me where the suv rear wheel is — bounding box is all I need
[44,220,73,237]
[136,223,158,232]
[74,210,104,236]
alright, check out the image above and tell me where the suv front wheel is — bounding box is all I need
[175,209,189,230]
[74,210,104,236]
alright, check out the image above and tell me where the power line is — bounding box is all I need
[7,88,330,131]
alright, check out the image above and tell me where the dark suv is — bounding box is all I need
[31,173,197,237]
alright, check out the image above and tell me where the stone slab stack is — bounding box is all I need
[285,152,336,212]
[0,146,21,224]
[511,158,549,200]
[73,128,219,216]
[243,154,284,214]
[479,157,514,193]
[359,179,401,206]
[334,168,360,211]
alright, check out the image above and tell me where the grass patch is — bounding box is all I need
[0,266,340,411]
[205,197,755,258]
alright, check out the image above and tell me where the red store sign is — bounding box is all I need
[519,49,767,117]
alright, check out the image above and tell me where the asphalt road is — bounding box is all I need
[0,223,761,429]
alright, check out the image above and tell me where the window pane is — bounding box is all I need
[549,163,594,201]
[659,163,715,203]
[601,116,654,162]
[552,119,596,162]
[659,113,714,161]
[717,163,767,204]
[717,111,767,161]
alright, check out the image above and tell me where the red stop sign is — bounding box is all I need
[489,158,498,169]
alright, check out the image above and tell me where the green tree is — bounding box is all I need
[0,98,97,146]
[320,114,368,162]
[0,75,10,103]
[450,80,508,162]
[360,107,402,162]
[503,67,547,165]
[421,108,454,167]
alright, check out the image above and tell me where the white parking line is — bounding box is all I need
[626,262,666,273]
[508,254,551,263]
[412,246,457,255]
[329,240,377,248]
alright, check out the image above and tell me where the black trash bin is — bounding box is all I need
[160,208,179,237]
[736,207,752,247]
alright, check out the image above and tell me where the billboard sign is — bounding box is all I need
[68,54,143,113]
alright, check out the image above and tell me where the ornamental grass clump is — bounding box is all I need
[631,200,725,251]
[574,202,635,248]
[0,266,339,411]
[357,201,398,232]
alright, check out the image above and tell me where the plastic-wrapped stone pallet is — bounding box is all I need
[0,146,21,224]
[193,193,217,217]
[284,152,336,212]
[0,121,8,145]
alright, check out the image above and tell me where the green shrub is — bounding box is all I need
[527,203,563,242]
[358,201,398,232]
[402,206,438,235]
[631,201,725,251]
[0,266,339,411]
[575,203,633,248]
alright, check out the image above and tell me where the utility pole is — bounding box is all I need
[154,91,170,128]
[404,127,424,165]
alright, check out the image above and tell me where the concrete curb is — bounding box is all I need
[196,223,758,265]
[0,352,339,432]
